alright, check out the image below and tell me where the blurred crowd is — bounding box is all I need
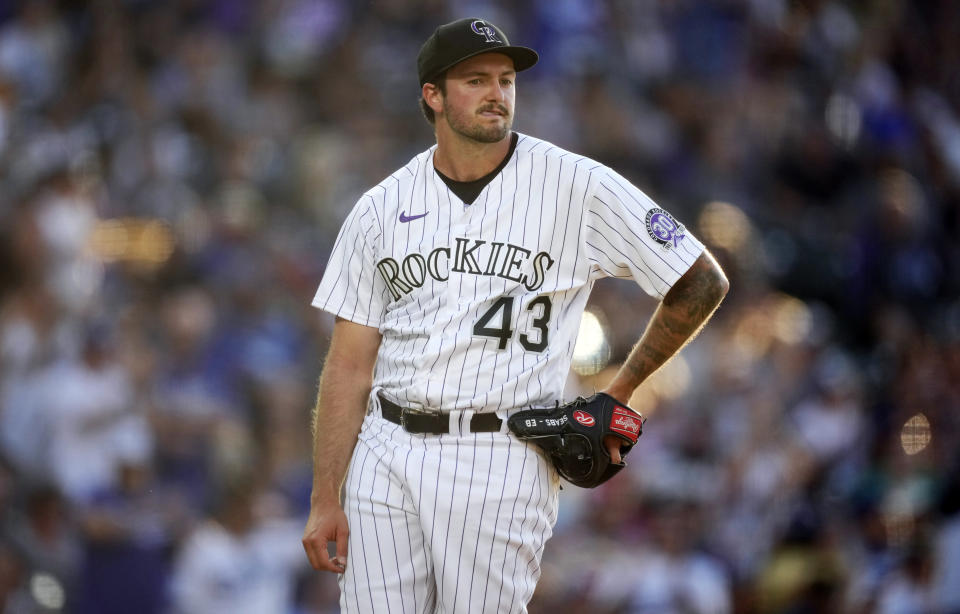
[0,0,957,613]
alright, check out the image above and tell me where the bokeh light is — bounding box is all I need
[732,308,774,361]
[732,293,813,362]
[900,413,932,455]
[825,92,862,148]
[572,310,611,376]
[88,218,176,268]
[698,201,752,253]
[30,573,65,610]
[771,295,813,344]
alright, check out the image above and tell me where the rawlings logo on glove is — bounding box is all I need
[507,392,644,488]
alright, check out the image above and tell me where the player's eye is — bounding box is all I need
[468,78,483,85]
[500,79,513,87]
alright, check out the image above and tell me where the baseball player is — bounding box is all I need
[302,17,729,613]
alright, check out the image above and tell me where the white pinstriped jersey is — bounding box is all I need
[313,133,704,413]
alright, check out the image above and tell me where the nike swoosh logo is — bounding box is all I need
[399,211,428,223]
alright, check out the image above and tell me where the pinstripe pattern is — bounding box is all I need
[315,133,704,612]
[339,412,559,613]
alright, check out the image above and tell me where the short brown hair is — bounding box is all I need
[419,73,446,125]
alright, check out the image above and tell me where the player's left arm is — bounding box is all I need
[602,249,729,460]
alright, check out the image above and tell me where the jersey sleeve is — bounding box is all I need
[583,167,705,298]
[311,196,387,327]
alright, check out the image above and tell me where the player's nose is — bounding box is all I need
[486,83,508,103]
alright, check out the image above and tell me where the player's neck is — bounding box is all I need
[433,129,513,182]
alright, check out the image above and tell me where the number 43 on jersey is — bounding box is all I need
[473,296,552,352]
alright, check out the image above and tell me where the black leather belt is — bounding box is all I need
[377,392,503,434]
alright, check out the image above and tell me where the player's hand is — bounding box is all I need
[302,499,349,573]
[604,434,623,464]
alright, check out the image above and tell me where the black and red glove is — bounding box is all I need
[507,393,644,488]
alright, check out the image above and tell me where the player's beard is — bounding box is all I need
[443,99,512,143]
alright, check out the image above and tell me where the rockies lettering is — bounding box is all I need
[377,239,555,300]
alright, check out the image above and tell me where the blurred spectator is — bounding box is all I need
[790,348,866,466]
[933,465,960,613]
[41,324,153,505]
[1,483,80,613]
[875,537,936,614]
[0,541,31,613]
[755,509,846,614]
[3,484,80,588]
[590,499,732,614]
[150,286,235,509]
[74,458,191,614]
[168,479,307,614]
[0,0,70,108]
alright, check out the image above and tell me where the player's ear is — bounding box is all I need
[422,82,444,116]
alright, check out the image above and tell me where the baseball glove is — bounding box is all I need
[507,392,644,488]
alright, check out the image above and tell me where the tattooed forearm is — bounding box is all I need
[605,250,729,401]
[630,343,671,379]
[639,343,670,363]
[664,254,729,321]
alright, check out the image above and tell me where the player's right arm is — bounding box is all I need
[302,316,382,573]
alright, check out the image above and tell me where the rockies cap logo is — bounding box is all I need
[417,18,539,87]
[471,20,501,43]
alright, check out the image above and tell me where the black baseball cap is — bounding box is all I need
[417,18,539,87]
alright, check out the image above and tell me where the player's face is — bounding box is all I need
[441,53,515,143]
